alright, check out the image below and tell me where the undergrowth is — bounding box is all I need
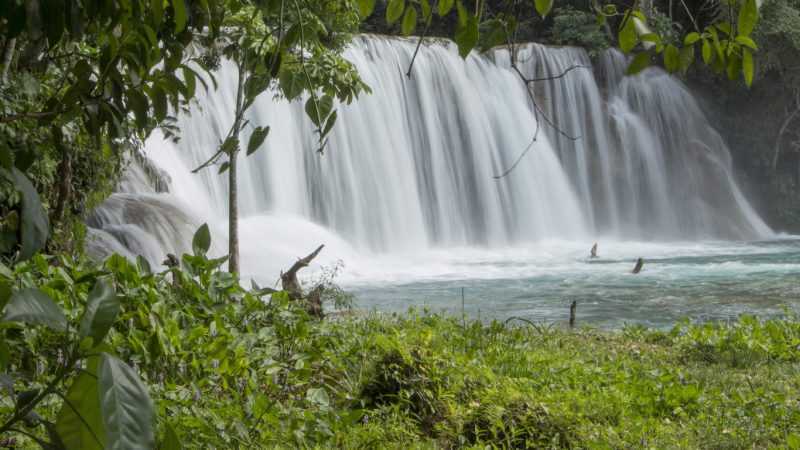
[1,251,799,449]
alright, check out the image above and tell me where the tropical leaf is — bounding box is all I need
[99,353,155,450]
[3,288,66,331]
[79,278,119,345]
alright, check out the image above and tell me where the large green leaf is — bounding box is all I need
[56,358,105,450]
[618,14,638,53]
[401,6,417,36]
[172,0,187,33]
[99,353,155,450]
[738,0,758,37]
[702,38,713,64]
[439,0,454,15]
[663,44,680,72]
[357,0,376,18]
[126,89,149,130]
[735,35,758,50]
[4,168,49,261]
[192,224,211,256]
[386,0,405,24]
[79,278,119,345]
[278,70,305,101]
[305,95,334,128]
[455,13,479,58]
[150,85,168,123]
[150,0,164,26]
[535,0,554,18]
[726,53,742,81]
[247,126,270,156]
[455,0,468,25]
[626,51,652,75]
[3,288,66,331]
[420,0,431,20]
[683,32,701,45]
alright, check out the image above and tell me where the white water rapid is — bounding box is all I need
[87,35,773,285]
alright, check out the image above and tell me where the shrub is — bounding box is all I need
[550,7,610,57]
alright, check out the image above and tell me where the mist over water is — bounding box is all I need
[88,36,797,327]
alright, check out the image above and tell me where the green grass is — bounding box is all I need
[312,312,800,449]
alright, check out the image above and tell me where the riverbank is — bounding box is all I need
[2,254,799,448]
[317,312,800,448]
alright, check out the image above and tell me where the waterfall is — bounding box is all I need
[87,35,772,280]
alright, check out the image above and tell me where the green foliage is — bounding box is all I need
[0,0,221,258]
[593,2,760,82]
[754,0,800,85]
[1,237,800,447]
[550,6,610,57]
[0,0,369,266]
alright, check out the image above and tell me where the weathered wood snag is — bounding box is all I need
[590,243,598,258]
[632,258,644,274]
[569,301,577,328]
[280,244,325,318]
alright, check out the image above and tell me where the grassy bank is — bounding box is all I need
[324,313,800,449]
[1,254,799,449]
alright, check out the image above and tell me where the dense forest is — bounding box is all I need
[0,0,799,448]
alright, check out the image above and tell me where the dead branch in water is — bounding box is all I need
[280,244,325,317]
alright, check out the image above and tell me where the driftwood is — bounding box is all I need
[569,301,577,328]
[590,243,598,259]
[632,258,644,274]
[280,244,325,318]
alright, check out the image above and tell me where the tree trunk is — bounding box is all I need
[50,147,71,227]
[228,145,239,274]
[1,38,16,85]
[227,58,246,274]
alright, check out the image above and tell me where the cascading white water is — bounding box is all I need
[497,45,772,239]
[87,35,773,282]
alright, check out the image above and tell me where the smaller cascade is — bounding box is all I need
[87,154,205,265]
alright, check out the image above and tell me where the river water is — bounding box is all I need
[342,238,800,329]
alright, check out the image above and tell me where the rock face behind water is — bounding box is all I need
[86,36,772,272]
[687,66,800,234]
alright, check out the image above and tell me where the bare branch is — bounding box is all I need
[772,89,800,172]
[493,133,537,179]
[0,110,60,123]
[406,19,432,78]
[523,64,592,83]
[679,0,700,32]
